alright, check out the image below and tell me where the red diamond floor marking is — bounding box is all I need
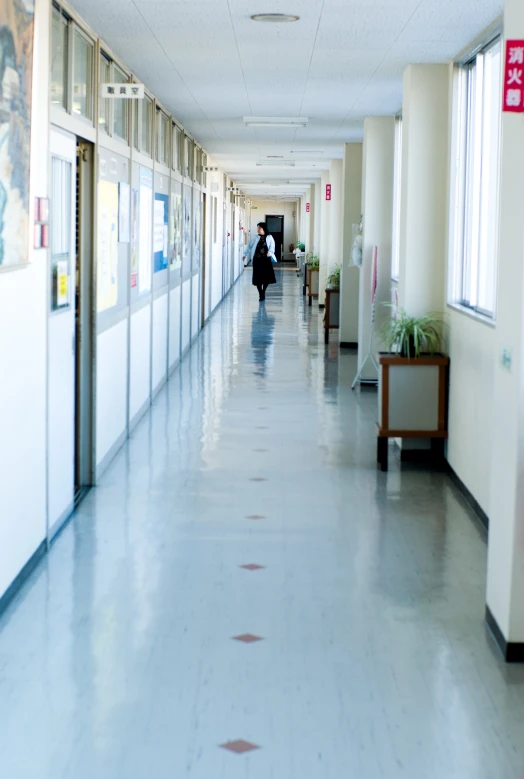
[233,634,264,643]
[220,740,260,754]
[246,514,266,520]
[249,477,268,482]
[240,564,265,571]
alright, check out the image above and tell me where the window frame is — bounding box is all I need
[70,23,95,124]
[51,6,69,112]
[156,109,170,167]
[449,35,503,322]
[112,63,130,142]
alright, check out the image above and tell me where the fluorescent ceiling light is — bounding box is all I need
[290,150,322,154]
[244,116,308,128]
[251,13,299,22]
[256,161,295,167]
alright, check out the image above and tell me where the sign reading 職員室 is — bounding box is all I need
[101,83,145,99]
[503,41,524,113]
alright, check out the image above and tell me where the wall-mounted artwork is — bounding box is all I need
[0,0,35,269]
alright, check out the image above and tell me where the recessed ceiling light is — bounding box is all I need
[256,161,295,167]
[290,150,322,154]
[244,116,308,128]
[251,13,299,22]
[267,155,284,158]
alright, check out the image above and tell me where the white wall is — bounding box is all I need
[447,313,495,514]
[0,0,49,599]
[97,320,128,466]
[152,293,169,392]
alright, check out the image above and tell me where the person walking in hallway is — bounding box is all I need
[252,222,277,301]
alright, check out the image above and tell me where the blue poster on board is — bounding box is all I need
[154,192,169,273]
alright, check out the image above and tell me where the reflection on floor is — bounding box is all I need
[1,270,524,779]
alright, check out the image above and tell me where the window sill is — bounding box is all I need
[447,302,496,328]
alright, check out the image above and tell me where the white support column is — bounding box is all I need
[328,159,343,270]
[486,1,524,660]
[398,65,450,315]
[340,143,362,346]
[313,179,321,256]
[304,186,311,254]
[319,170,330,305]
[357,117,395,380]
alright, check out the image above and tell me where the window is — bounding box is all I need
[51,9,68,110]
[133,99,140,150]
[451,38,502,318]
[173,125,184,174]
[141,95,153,155]
[202,153,208,188]
[184,136,193,178]
[113,66,129,141]
[156,110,169,166]
[391,118,402,281]
[72,28,94,120]
[194,147,202,184]
[99,53,111,132]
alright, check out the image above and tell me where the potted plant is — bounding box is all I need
[382,307,442,358]
[326,264,341,290]
[306,253,320,305]
[376,307,449,472]
[323,264,341,343]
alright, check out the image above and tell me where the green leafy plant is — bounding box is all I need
[307,253,320,268]
[326,264,341,289]
[382,306,444,358]
[296,241,306,251]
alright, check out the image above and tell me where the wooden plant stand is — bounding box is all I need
[323,288,340,343]
[376,353,450,472]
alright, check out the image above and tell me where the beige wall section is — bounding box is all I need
[398,65,450,315]
[340,144,362,345]
[358,117,395,380]
[312,179,321,256]
[249,199,297,255]
[0,0,50,598]
[486,0,524,643]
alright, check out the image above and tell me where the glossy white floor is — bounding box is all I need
[1,270,524,778]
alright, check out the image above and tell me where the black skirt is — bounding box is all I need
[252,237,277,287]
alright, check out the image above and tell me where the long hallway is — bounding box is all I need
[1,271,524,778]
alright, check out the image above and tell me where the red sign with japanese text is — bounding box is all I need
[326,185,331,201]
[503,40,524,113]
[306,202,310,213]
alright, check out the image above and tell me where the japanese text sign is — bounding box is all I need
[326,184,331,201]
[503,41,524,113]
[101,83,145,99]
[306,202,310,212]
